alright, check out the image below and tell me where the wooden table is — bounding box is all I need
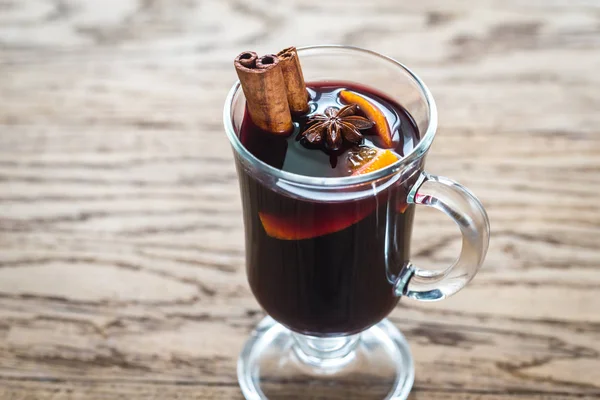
[1,1,599,399]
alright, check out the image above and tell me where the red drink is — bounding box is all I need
[231,46,490,400]
[236,82,421,336]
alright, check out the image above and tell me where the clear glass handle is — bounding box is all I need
[395,172,490,301]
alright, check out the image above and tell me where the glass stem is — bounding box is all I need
[292,332,360,368]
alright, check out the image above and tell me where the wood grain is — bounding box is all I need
[1,0,599,398]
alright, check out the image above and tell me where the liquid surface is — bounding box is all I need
[240,81,420,177]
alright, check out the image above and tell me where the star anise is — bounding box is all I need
[301,104,374,150]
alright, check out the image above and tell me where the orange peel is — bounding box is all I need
[339,90,393,148]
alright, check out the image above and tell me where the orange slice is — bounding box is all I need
[259,201,376,240]
[340,90,393,148]
[259,149,402,239]
[352,149,399,176]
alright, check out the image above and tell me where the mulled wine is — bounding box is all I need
[236,82,420,336]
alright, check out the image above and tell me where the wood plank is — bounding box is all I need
[2,380,595,400]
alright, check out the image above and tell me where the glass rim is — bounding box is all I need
[222,45,438,188]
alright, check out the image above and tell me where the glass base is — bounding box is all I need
[238,317,414,400]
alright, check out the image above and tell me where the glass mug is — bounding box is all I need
[223,46,490,399]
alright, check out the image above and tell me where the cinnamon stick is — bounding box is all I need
[277,46,309,114]
[234,52,293,135]
[236,51,257,68]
